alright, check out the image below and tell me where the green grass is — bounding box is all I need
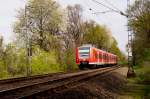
[133,63,150,84]
[125,62,150,99]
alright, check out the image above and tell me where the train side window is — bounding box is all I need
[96,52,100,59]
[103,54,105,59]
[99,53,102,59]
[104,54,106,59]
[107,55,108,60]
[96,53,98,59]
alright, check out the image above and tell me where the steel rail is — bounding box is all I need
[0,67,110,92]
[0,66,120,99]
[0,72,69,84]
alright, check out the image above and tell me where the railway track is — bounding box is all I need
[0,66,120,99]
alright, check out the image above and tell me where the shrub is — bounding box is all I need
[31,48,61,75]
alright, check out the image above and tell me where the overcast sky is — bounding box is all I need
[0,0,134,53]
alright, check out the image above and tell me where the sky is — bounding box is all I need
[0,0,134,54]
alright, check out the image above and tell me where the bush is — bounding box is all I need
[31,48,61,75]
[63,49,78,71]
[0,71,9,79]
[0,60,9,79]
[136,49,150,65]
[135,63,150,84]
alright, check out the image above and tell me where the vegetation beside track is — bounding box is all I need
[126,63,150,98]
[122,0,150,98]
[118,63,150,99]
[0,0,125,79]
[0,66,120,99]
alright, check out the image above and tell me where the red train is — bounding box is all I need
[76,44,117,69]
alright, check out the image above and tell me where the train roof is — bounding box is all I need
[79,44,94,48]
[78,44,117,57]
[96,48,116,56]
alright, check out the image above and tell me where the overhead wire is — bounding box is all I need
[92,0,120,13]
[91,0,128,17]
[104,0,122,12]
[92,10,114,14]
[81,0,126,23]
[82,0,112,14]
[82,0,105,23]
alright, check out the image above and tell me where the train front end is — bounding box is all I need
[76,45,91,69]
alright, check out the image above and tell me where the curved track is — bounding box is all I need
[0,66,120,99]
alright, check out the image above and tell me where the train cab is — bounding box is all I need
[76,44,117,69]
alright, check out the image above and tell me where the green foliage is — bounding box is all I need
[83,21,109,49]
[127,62,150,98]
[0,43,62,79]
[129,62,150,85]
[143,49,150,61]
[2,45,27,77]
[127,0,150,64]
[65,50,77,70]
[13,0,62,51]
[0,71,9,79]
[31,47,61,75]
[15,49,26,76]
[0,2,125,80]
[0,59,8,79]
[127,1,150,97]
[83,20,125,63]
[63,49,78,71]
[2,44,16,76]
[109,38,127,64]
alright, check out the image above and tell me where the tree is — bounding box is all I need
[13,0,62,51]
[109,38,125,62]
[127,0,150,64]
[66,4,84,47]
[2,44,18,77]
[83,20,110,50]
[58,4,84,70]
[0,36,3,57]
[82,20,124,62]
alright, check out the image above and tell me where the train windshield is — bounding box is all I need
[78,47,90,58]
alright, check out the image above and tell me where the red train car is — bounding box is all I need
[76,44,117,69]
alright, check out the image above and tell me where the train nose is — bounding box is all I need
[79,58,89,64]
[82,59,86,61]
[80,58,88,61]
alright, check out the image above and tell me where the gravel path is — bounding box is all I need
[114,66,128,77]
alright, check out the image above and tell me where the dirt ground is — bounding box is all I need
[35,67,128,99]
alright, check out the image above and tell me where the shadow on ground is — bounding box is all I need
[35,72,127,99]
